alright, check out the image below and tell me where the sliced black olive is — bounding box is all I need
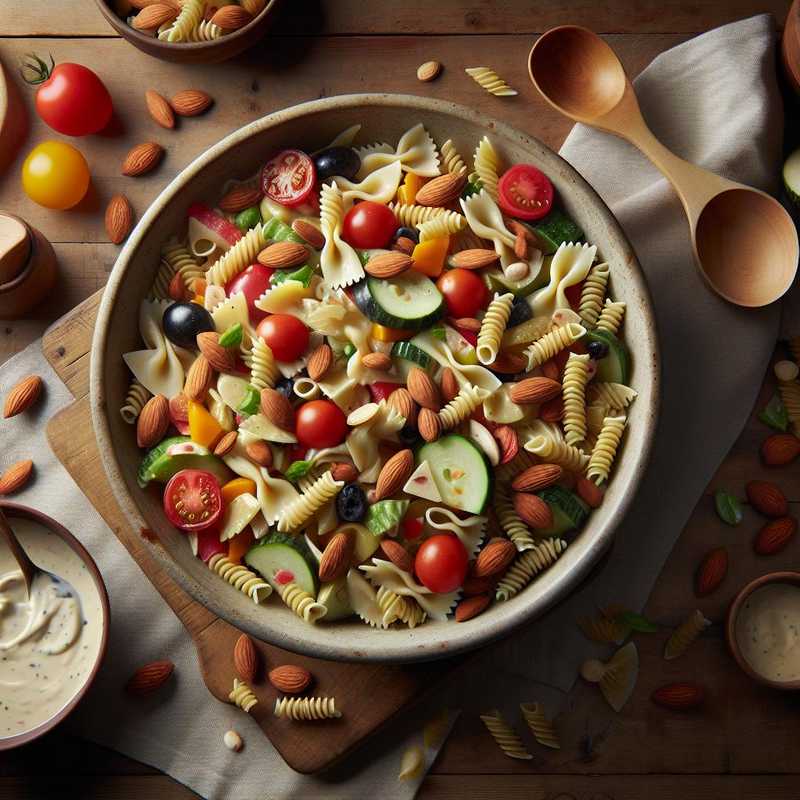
[506,296,533,328]
[162,302,215,350]
[336,484,367,522]
[587,340,609,360]
[274,377,295,401]
[395,226,419,244]
[313,147,361,181]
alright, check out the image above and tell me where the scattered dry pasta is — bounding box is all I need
[578,262,610,327]
[229,678,258,713]
[520,702,560,749]
[120,379,150,424]
[466,67,518,97]
[577,606,629,644]
[581,641,638,712]
[207,554,272,603]
[596,299,626,335]
[480,711,532,760]
[477,293,514,366]
[664,609,711,660]
[778,380,800,434]
[274,696,341,720]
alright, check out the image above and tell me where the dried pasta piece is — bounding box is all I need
[277,471,343,533]
[440,139,467,175]
[229,679,258,713]
[425,507,487,558]
[480,711,532,760]
[274,696,341,720]
[398,744,425,781]
[587,415,626,484]
[524,322,586,370]
[418,212,467,241]
[186,19,222,41]
[472,136,502,200]
[494,483,536,552]
[477,293,514,365]
[664,609,711,660]
[520,702,560,749]
[160,0,203,42]
[596,299,626,335]
[588,382,638,411]
[207,554,272,603]
[376,585,426,628]
[577,606,629,644]
[439,385,488,431]
[525,435,588,473]
[277,582,327,624]
[355,123,440,178]
[347,568,387,628]
[242,336,279,390]
[206,224,265,286]
[389,202,451,228]
[578,262,610,327]
[161,238,205,295]
[581,641,639,712]
[120,379,150,424]
[778,380,800,434]
[335,161,403,207]
[320,182,365,289]
[529,242,596,318]
[495,538,567,601]
[466,67,518,97]
[562,352,591,446]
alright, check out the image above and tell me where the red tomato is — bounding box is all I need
[295,400,348,449]
[163,469,223,532]
[564,281,583,310]
[22,56,113,136]
[436,269,487,318]
[256,314,309,362]
[342,201,397,249]
[261,149,316,207]
[168,394,190,435]
[497,164,554,221]
[400,516,424,540]
[284,443,308,464]
[368,381,403,403]
[197,528,227,562]
[414,534,468,593]
[226,264,274,324]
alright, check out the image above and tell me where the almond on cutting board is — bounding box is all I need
[145,89,175,129]
[268,664,312,694]
[753,516,797,555]
[0,460,34,495]
[760,433,800,466]
[417,60,442,82]
[3,375,43,418]
[745,480,789,517]
[122,142,164,177]
[233,634,259,683]
[650,682,705,711]
[694,547,728,596]
[170,90,214,117]
[104,194,134,245]
[125,660,174,695]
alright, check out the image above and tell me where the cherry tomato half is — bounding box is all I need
[164,469,223,532]
[436,269,487,318]
[226,263,275,325]
[197,528,227,562]
[295,400,348,449]
[497,164,554,221]
[21,141,90,210]
[256,314,309,362]
[414,534,469,593]
[261,149,316,207]
[342,201,397,249]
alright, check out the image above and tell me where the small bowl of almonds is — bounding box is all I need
[95,0,281,64]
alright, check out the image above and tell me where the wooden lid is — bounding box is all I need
[0,213,31,285]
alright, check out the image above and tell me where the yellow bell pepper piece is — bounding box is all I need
[188,401,225,449]
[371,323,415,343]
[192,295,205,305]
[222,478,257,505]
[396,173,427,205]
[227,527,255,564]
[411,237,449,277]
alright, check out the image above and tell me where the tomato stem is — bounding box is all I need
[19,53,54,86]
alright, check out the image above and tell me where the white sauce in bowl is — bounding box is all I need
[735,582,800,684]
[0,517,104,739]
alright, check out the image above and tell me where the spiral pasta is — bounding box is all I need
[477,293,514,366]
[207,554,272,603]
[562,352,591,446]
[389,202,452,228]
[376,585,427,628]
[778,380,800,434]
[207,224,265,286]
[439,385,487,431]
[596,299,626,335]
[449,227,491,253]
[120,379,150,424]
[274,696,341,720]
[149,258,175,300]
[418,212,467,241]
[578,608,629,644]
[524,322,586,370]
[480,711,532,760]
[494,483,536,552]
[587,415,625,484]
[243,336,279,390]
[588,382,637,411]
[160,0,203,42]
[494,448,538,482]
[664,609,711,660]
[229,678,258,713]
[439,139,467,175]
[520,702,560,749]
[473,136,501,200]
[277,582,327,623]
[277,471,343,533]
[578,262,610,327]
[161,238,205,295]
[495,538,567,601]
[186,19,223,41]
[466,67,518,97]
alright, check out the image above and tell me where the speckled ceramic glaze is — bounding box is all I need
[91,94,659,663]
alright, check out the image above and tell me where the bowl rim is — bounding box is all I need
[0,501,110,750]
[90,92,660,663]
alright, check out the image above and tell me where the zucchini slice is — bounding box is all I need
[352,271,444,330]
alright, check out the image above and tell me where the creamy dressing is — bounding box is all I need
[0,517,104,739]
[736,582,800,683]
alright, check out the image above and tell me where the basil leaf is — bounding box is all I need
[615,610,658,633]
[758,393,789,432]
[714,489,743,526]
[284,460,313,482]
[236,384,261,416]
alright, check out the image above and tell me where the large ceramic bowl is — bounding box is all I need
[91,94,659,663]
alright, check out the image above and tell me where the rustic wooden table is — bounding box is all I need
[2,1,800,798]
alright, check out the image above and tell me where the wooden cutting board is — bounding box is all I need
[43,289,460,775]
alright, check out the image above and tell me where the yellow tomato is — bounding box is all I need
[21,141,90,210]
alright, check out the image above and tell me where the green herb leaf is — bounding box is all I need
[714,489,743,526]
[430,323,447,341]
[218,322,243,348]
[614,610,658,633]
[236,384,261,416]
[758,393,789,432]
[284,460,313,482]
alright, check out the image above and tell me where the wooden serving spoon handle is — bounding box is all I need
[0,507,36,597]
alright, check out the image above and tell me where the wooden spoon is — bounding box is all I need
[0,507,36,597]
[528,26,798,308]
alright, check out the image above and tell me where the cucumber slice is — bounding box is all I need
[317,577,354,621]
[533,210,583,254]
[392,340,432,368]
[245,533,318,595]
[784,148,800,207]
[535,486,589,536]
[484,256,552,297]
[352,271,444,330]
[365,500,410,536]
[137,437,230,488]
[417,434,491,514]
[585,329,630,384]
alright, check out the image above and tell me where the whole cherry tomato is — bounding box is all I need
[256,314,309,362]
[163,469,223,532]
[226,264,275,324]
[436,269,487,318]
[342,201,397,249]
[21,55,112,136]
[497,164,554,221]
[261,149,316,207]
[414,534,468,593]
[21,141,90,209]
[295,400,348,449]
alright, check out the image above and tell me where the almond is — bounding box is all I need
[257,241,308,269]
[494,425,519,465]
[418,408,442,442]
[260,387,294,431]
[761,433,800,466]
[365,251,413,279]
[219,185,262,213]
[3,375,43,418]
[407,367,441,410]
[330,462,358,483]
[168,272,189,301]
[122,142,164,177]
[512,463,562,493]
[450,317,482,333]
[268,664,312,695]
[105,194,134,244]
[125,660,174,695]
[651,682,705,711]
[448,249,500,270]
[318,531,354,582]
[746,480,788,517]
[540,360,561,381]
[196,331,235,373]
[210,4,253,29]
[184,355,213,402]
[137,394,169,448]
[0,460,34,495]
[170,89,214,117]
[380,539,413,573]
[233,634,259,683]
[130,0,180,8]
[490,352,527,374]
[387,387,418,427]
[393,236,416,255]
[509,377,561,404]
[473,538,516,578]
[695,547,728,596]
[361,352,392,371]
[132,3,177,30]
[539,396,564,423]
[375,449,414,501]
[514,230,528,260]
[245,440,272,467]
[576,476,604,508]
[462,573,500,596]
[455,594,490,622]
[417,60,442,82]
[291,219,325,249]
[440,367,459,403]
[512,492,553,529]
[144,89,175,130]
[754,516,797,555]
[415,172,467,206]
[214,430,238,457]
[306,343,333,381]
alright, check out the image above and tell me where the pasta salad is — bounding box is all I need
[122,122,635,630]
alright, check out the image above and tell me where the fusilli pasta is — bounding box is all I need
[472,136,501,200]
[477,293,514,366]
[274,696,341,720]
[161,0,203,42]
[186,19,222,41]
[778,380,800,434]
[494,483,536,552]
[207,554,272,603]
[277,582,327,623]
[495,538,567,601]
[562,352,591,446]
[439,385,487,431]
[243,336,279,390]
[418,212,467,241]
[524,322,586,370]
[587,415,626,484]
[161,238,205,295]
[276,471,343,533]
[439,139,467,175]
[525,434,588,473]
[120,379,150,424]
[480,711,532,760]
[207,224,265,286]
[588,382,637,411]
[664,609,711,660]
[578,262,610,327]
[596,299,626,335]
[466,67,518,97]
[229,678,258,713]
[520,702,560,749]
[389,202,451,228]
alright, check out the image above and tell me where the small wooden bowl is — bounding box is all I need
[782,0,800,95]
[726,571,800,691]
[94,0,281,64]
[0,502,110,750]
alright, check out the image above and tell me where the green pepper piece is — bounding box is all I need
[235,206,262,232]
[219,322,243,348]
[237,384,261,416]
